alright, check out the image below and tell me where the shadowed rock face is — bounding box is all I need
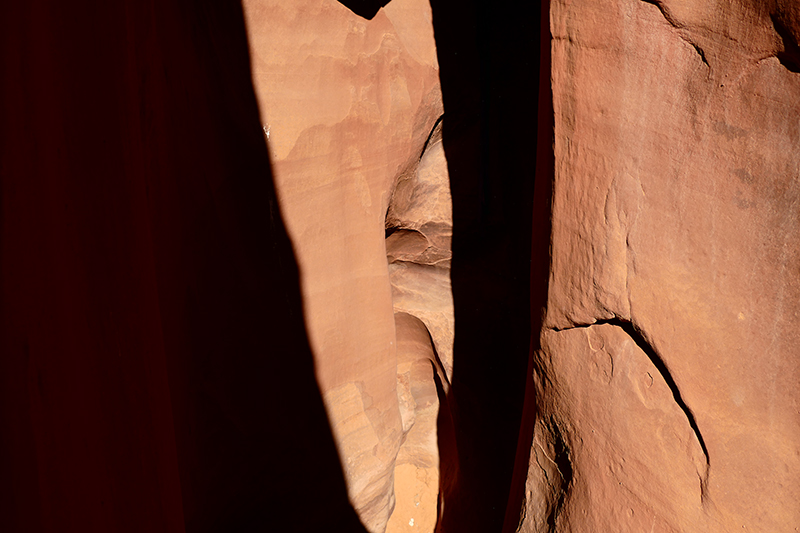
[520,0,800,531]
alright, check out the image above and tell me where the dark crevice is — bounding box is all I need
[771,14,800,73]
[546,419,573,530]
[640,0,683,30]
[334,0,390,20]
[641,0,710,69]
[384,115,444,236]
[432,346,458,526]
[385,227,426,241]
[428,0,541,530]
[419,114,445,161]
[691,42,710,68]
[551,317,710,468]
[404,310,451,391]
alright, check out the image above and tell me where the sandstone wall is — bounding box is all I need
[521,0,800,531]
[242,1,446,531]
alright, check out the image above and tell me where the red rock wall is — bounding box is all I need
[520,0,800,531]
[242,1,444,530]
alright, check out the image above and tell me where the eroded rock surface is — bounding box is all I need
[521,0,800,530]
[386,121,454,381]
[384,121,453,533]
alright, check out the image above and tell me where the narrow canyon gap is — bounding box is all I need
[424,2,543,532]
[3,0,799,532]
[253,0,544,531]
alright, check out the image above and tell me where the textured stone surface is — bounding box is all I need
[521,0,800,531]
[387,123,454,381]
[242,1,442,530]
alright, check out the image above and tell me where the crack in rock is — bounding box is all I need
[640,0,711,70]
[551,317,711,480]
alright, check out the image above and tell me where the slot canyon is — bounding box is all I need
[1,0,798,532]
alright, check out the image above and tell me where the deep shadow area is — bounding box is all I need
[545,418,573,529]
[0,1,365,532]
[502,3,555,529]
[337,0,392,19]
[771,13,800,73]
[428,2,547,531]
